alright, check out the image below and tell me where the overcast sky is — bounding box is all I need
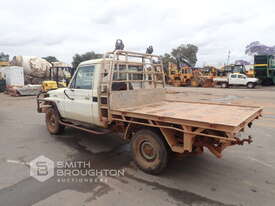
[1,0,275,66]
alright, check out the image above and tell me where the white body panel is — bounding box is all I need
[63,88,94,123]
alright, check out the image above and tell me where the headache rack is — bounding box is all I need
[98,50,166,125]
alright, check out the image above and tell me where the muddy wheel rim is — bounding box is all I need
[49,113,56,127]
[140,141,156,161]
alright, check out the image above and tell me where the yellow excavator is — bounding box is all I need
[41,63,74,92]
[167,62,193,86]
[191,66,217,87]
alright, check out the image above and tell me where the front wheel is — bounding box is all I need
[131,129,168,174]
[45,108,65,134]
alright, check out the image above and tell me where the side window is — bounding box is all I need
[231,74,237,78]
[71,65,95,89]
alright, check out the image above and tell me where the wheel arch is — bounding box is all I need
[246,81,255,88]
[42,100,62,117]
[122,123,173,151]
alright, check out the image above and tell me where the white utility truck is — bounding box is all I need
[213,73,258,88]
[37,50,262,174]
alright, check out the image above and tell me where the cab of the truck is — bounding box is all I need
[43,59,103,126]
[43,50,165,128]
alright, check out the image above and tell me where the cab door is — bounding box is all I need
[229,74,238,85]
[237,74,247,85]
[64,65,95,123]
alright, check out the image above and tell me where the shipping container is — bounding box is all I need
[0,66,24,86]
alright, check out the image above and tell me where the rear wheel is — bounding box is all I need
[131,129,168,174]
[221,82,228,88]
[46,108,65,134]
[247,82,255,89]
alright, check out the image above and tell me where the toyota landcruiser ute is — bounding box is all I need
[37,50,262,174]
[214,73,258,88]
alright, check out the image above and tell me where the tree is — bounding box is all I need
[235,60,250,65]
[72,51,103,69]
[161,44,198,74]
[171,44,198,67]
[160,53,176,74]
[42,56,59,63]
[245,41,275,56]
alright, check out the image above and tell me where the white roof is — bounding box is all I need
[79,59,105,66]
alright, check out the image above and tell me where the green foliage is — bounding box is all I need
[0,52,9,62]
[42,56,58,63]
[161,44,198,75]
[160,53,176,73]
[72,51,103,69]
[171,44,198,67]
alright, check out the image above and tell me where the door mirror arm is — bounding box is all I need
[64,89,74,100]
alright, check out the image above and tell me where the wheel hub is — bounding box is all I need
[140,141,156,161]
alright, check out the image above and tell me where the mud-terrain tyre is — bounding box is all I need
[247,82,255,89]
[131,129,168,174]
[221,82,228,88]
[45,108,65,134]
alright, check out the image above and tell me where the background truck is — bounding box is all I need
[254,55,275,85]
[37,50,262,174]
[213,73,258,88]
[217,64,246,77]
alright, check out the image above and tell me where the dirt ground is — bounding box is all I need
[0,86,274,206]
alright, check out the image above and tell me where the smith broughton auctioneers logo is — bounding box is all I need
[29,155,125,183]
[29,155,55,182]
